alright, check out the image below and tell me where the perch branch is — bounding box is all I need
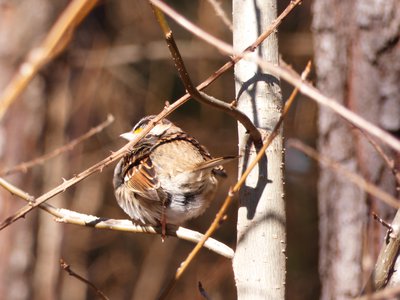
[60,259,110,300]
[0,177,234,258]
[151,4,262,144]
[0,114,114,176]
[159,61,312,299]
[0,0,99,120]
[0,108,171,231]
[372,212,393,231]
[205,0,233,30]
[150,0,400,153]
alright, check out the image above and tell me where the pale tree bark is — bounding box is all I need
[232,0,286,299]
[313,0,400,299]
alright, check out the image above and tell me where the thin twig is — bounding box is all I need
[158,61,312,299]
[0,177,234,258]
[358,129,400,187]
[356,276,400,299]
[149,0,400,153]
[206,0,233,30]
[370,210,400,291]
[288,140,400,209]
[372,212,393,231]
[0,178,35,202]
[60,259,110,300]
[0,114,114,176]
[0,0,99,120]
[151,4,262,144]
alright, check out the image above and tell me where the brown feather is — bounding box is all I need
[124,157,160,201]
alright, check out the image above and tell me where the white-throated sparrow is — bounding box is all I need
[113,115,234,236]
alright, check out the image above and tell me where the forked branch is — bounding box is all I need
[151,4,262,145]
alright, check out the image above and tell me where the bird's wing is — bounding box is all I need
[123,156,161,202]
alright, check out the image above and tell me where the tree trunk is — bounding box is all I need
[312,0,400,298]
[232,0,286,299]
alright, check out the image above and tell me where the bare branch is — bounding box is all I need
[60,259,110,300]
[205,0,233,30]
[151,5,262,144]
[0,178,35,202]
[365,211,400,292]
[150,0,400,153]
[354,284,400,300]
[288,139,400,209]
[358,130,400,187]
[372,212,393,231]
[0,177,234,258]
[0,114,114,176]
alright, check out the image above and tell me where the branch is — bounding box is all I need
[362,210,400,292]
[0,0,99,120]
[358,129,400,187]
[0,177,234,258]
[151,4,262,145]
[288,139,400,209]
[205,0,233,30]
[372,213,393,231]
[0,114,114,176]
[158,61,312,299]
[150,0,400,153]
[60,259,110,300]
[356,279,400,300]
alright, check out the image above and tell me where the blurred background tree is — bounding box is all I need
[313,1,400,299]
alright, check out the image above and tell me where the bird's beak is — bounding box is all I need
[120,131,136,141]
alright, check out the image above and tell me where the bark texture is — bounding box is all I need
[233,0,286,299]
[312,0,400,298]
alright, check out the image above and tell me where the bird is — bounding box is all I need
[113,115,235,237]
